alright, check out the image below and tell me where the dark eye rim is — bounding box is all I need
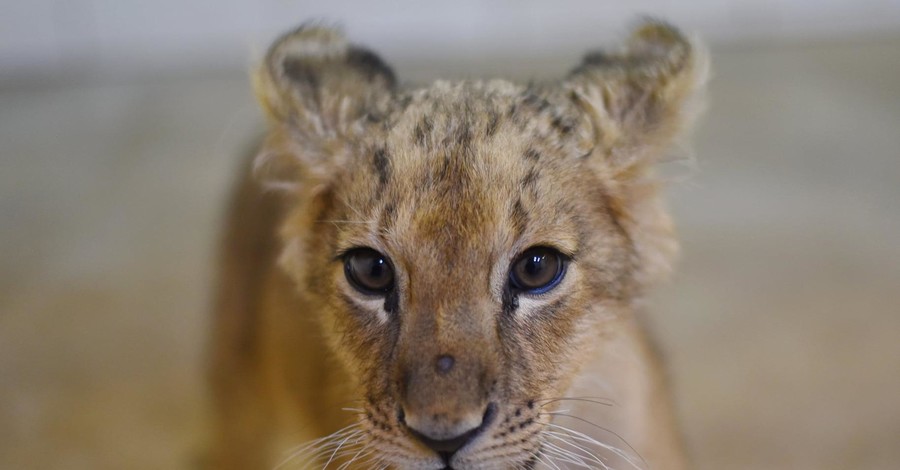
[342,247,395,295]
[508,246,569,295]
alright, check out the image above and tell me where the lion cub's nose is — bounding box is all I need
[400,403,497,460]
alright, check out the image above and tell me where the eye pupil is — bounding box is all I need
[345,249,394,294]
[510,247,566,294]
[525,255,543,276]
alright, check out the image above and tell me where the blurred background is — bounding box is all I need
[1,1,898,469]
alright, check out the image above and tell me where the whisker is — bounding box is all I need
[274,426,363,469]
[276,438,341,467]
[318,220,373,225]
[542,419,644,470]
[336,447,377,470]
[541,443,590,469]
[543,412,644,458]
[543,431,610,469]
[535,449,565,470]
[321,431,363,469]
[535,397,616,408]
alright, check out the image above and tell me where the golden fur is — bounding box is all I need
[210,20,706,470]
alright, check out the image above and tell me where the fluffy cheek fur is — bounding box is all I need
[499,270,633,403]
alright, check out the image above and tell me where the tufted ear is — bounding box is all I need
[565,20,707,174]
[254,24,396,135]
[252,25,397,190]
[565,20,708,287]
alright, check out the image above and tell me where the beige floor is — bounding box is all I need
[1,38,899,470]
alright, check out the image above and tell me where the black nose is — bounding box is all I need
[402,403,497,463]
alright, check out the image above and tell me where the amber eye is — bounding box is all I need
[509,247,567,294]
[344,248,395,294]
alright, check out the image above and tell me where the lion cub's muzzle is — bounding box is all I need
[396,344,500,463]
[400,401,498,463]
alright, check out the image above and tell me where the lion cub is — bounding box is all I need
[210,20,705,470]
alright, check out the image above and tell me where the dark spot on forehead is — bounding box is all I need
[372,147,391,188]
[485,111,500,137]
[550,114,575,136]
[521,91,550,112]
[412,115,434,147]
[510,198,528,238]
[524,148,541,161]
[521,166,540,192]
[454,121,473,150]
[506,102,527,129]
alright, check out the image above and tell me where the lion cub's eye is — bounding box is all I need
[344,248,395,294]
[509,247,567,294]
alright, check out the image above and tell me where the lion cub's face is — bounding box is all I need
[254,23,702,469]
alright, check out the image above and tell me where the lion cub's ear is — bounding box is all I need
[254,25,396,135]
[252,25,396,189]
[564,21,708,287]
[564,20,707,174]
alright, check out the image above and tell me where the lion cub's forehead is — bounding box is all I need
[390,79,588,153]
[377,79,591,190]
[338,80,591,261]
